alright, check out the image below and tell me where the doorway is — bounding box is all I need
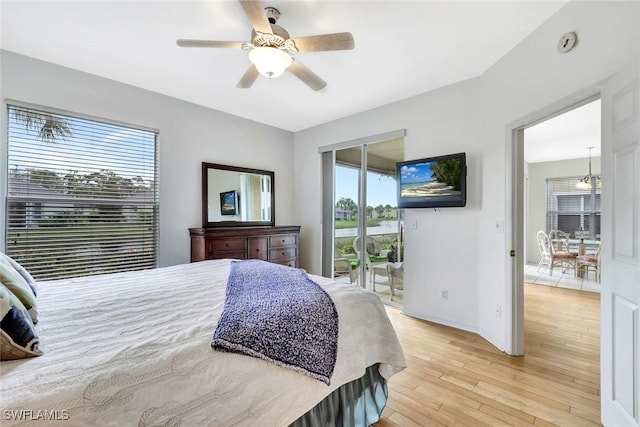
[509,59,640,425]
[507,91,601,356]
[523,99,602,292]
[518,101,603,420]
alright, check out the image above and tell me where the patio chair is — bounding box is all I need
[334,254,359,284]
[386,262,404,300]
[353,236,387,290]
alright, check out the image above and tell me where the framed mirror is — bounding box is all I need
[202,162,275,227]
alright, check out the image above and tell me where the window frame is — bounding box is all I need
[545,176,601,237]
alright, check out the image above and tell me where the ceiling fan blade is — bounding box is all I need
[289,32,355,52]
[236,64,260,88]
[239,0,273,35]
[177,39,245,49]
[288,60,326,91]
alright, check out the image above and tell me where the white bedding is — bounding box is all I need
[0,259,406,426]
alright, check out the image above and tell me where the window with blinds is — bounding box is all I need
[6,105,158,280]
[546,177,601,237]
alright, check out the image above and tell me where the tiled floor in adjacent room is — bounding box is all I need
[525,262,600,293]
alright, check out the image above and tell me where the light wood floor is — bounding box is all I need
[376,283,600,427]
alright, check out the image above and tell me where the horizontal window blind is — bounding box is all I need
[6,105,158,280]
[546,177,601,236]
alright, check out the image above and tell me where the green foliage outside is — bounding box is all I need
[13,168,153,199]
[9,168,154,224]
[12,109,72,143]
[335,196,399,222]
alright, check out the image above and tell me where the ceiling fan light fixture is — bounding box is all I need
[248,47,292,79]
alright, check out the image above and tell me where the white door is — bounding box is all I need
[600,57,640,426]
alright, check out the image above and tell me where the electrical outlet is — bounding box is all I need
[441,290,448,301]
[495,305,501,318]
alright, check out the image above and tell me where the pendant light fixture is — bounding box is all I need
[576,146,601,190]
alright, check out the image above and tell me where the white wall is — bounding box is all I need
[295,78,484,333]
[0,51,295,267]
[293,1,639,350]
[526,157,601,264]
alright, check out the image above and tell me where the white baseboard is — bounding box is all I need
[400,309,507,353]
[478,328,506,353]
[401,308,479,334]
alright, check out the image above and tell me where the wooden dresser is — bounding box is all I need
[189,226,300,268]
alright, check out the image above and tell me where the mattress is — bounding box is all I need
[0,259,406,426]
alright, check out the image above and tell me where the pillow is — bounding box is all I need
[0,282,43,360]
[0,254,38,324]
[0,253,37,296]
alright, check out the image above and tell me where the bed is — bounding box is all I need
[1,258,406,426]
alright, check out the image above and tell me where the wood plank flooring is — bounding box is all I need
[375,283,600,427]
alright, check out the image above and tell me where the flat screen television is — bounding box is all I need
[396,152,467,208]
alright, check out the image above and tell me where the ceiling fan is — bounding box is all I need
[176,0,355,91]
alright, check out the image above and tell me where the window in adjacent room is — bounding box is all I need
[546,177,601,237]
[6,104,158,280]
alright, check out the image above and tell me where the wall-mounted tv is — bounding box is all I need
[396,152,467,208]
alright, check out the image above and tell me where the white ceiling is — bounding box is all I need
[0,0,569,132]
[524,99,601,163]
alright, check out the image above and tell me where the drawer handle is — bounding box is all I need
[256,249,260,252]
[282,239,285,243]
[282,252,285,255]
[225,244,229,247]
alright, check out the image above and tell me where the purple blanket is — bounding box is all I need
[212,260,338,384]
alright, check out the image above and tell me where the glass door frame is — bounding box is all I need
[355,145,368,287]
[319,129,406,282]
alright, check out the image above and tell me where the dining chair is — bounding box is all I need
[548,229,574,254]
[537,230,577,276]
[576,247,601,283]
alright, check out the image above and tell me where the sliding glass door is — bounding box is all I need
[322,134,404,305]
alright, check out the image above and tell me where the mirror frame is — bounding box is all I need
[202,162,275,228]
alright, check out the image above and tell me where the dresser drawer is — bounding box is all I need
[270,246,297,261]
[209,250,246,260]
[270,234,297,248]
[248,237,268,261]
[210,238,246,252]
[273,258,297,268]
